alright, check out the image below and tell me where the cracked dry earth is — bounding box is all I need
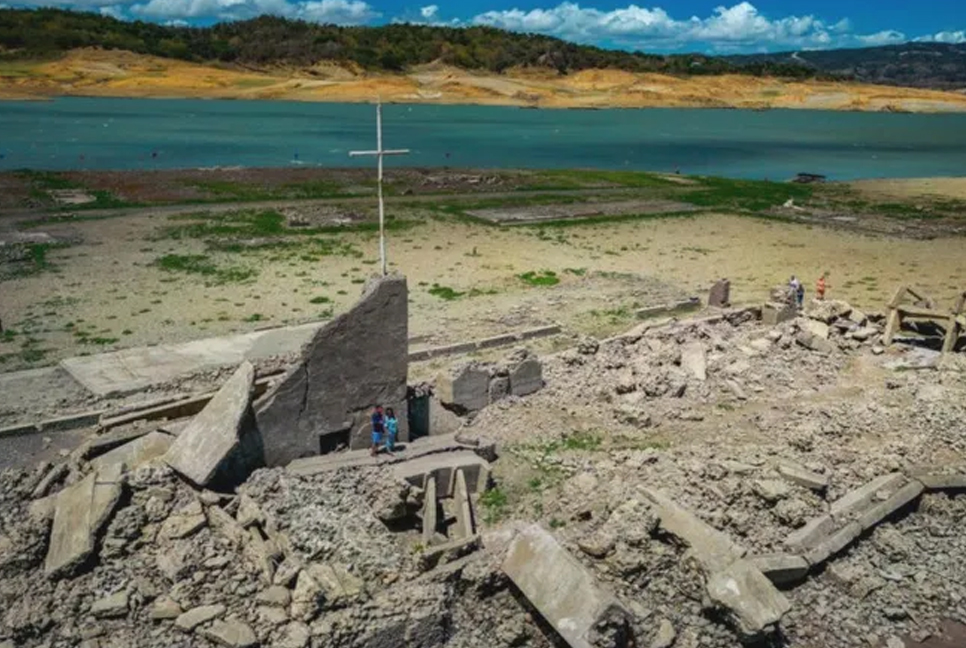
[1,304,965,648]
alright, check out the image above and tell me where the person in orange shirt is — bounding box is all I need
[816,272,829,300]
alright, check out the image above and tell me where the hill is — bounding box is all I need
[0,8,818,78]
[728,43,966,90]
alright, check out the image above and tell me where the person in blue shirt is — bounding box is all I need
[370,406,384,456]
[384,408,398,454]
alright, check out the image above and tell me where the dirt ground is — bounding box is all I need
[1,199,965,374]
[849,177,966,201]
[5,49,966,112]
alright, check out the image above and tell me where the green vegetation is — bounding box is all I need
[188,179,349,202]
[0,8,827,80]
[308,295,331,304]
[428,284,464,301]
[680,176,815,212]
[154,253,256,284]
[518,270,560,287]
[480,488,509,524]
[4,242,68,278]
[14,169,134,210]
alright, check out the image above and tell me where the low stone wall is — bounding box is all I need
[409,325,561,363]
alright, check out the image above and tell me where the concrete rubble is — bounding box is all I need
[437,348,545,414]
[3,291,966,648]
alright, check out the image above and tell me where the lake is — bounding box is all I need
[2,97,966,180]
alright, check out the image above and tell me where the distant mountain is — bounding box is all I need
[727,43,966,90]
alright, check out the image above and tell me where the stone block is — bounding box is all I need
[508,356,543,397]
[256,275,409,463]
[44,467,124,578]
[762,302,797,326]
[802,522,862,566]
[804,320,830,339]
[706,559,790,639]
[642,488,745,573]
[429,397,463,436]
[502,524,634,648]
[856,481,923,531]
[796,332,835,354]
[164,362,263,488]
[708,279,731,308]
[777,462,828,491]
[436,363,490,414]
[393,450,491,496]
[748,554,810,587]
[784,515,836,554]
[829,473,906,524]
[91,431,173,474]
[90,591,129,619]
[680,342,707,381]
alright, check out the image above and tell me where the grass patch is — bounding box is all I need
[680,176,814,212]
[480,488,509,524]
[4,242,68,278]
[428,284,465,300]
[518,270,560,287]
[564,267,587,276]
[521,169,679,190]
[154,254,256,285]
[309,295,331,304]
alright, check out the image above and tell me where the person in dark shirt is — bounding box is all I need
[370,406,385,456]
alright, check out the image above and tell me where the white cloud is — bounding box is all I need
[855,30,906,47]
[130,0,376,23]
[420,4,438,20]
[98,4,126,17]
[471,2,922,52]
[922,30,966,44]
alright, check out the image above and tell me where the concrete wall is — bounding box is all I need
[255,275,409,465]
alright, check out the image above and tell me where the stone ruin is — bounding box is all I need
[255,274,410,464]
[435,348,544,415]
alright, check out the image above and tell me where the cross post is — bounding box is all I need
[349,100,410,276]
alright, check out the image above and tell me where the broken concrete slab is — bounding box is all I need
[175,604,226,632]
[804,319,830,339]
[502,524,633,648]
[748,554,810,587]
[256,275,409,463]
[912,472,966,491]
[422,475,438,544]
[856,481,923,531]
[642,488,745,573]
[508,355,543,397]
[207,505,249,546]
[91,430,173,474]
[488,375,510,404]
[159,501,207,540]
[304,563,365,607]
[706,559,791,639]
[452,469,475,540]
[44,467,124,578]
[796,332,835,354]
[708,279,731,308]
[90,591,129,619]
[829,473,906,523]
[436,363,490,414]
[784,515,836,554]
[393,450,491,496]
[777,462,829,492]
[803,522,862,566]
[429,397,463,436]
[762,302,797,327]
[201,619,258,648]
[680,342,707,381]
[164,362,263,488]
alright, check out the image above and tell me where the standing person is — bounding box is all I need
[384,408,398,455]
[370,406,384,456]
[816,272,829,301]
[789,276,804,308]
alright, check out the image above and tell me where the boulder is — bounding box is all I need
[706,559,791,639]
[807,299,852,324]
[256,275,409,463]
[164,362,263,488]
[150,598,183,621]
[796,332,835,355]
[90,591,129,619]
[44,466,124,578]
[803,319,830,340]
[753,479,791,503]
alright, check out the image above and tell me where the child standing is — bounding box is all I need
[384,408,398,454]
[816,272,829,301]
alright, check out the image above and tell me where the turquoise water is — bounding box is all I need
[1,97,966,180]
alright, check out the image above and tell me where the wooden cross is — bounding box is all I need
[349,100,410,276]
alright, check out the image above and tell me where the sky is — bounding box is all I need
[7,0,966,54]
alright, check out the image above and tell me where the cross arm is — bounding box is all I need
[349,149,411,157]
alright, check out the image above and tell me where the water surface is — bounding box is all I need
[2,98,965,180]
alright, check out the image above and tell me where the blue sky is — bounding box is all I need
[7,0,966,54]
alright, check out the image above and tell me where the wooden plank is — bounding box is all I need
[896,306,946,320]
[887,286,909,310]
[882,309,902,346]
